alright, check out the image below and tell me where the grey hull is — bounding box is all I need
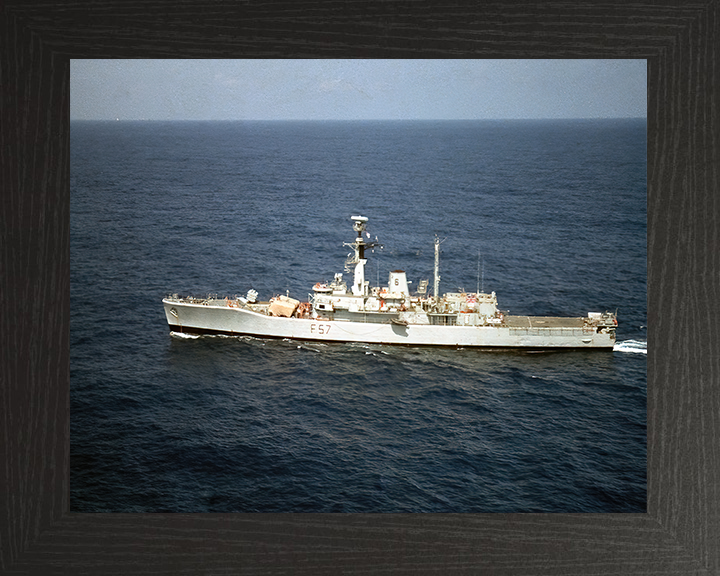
[163,299,615,349]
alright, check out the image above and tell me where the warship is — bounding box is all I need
[163,216,617,348]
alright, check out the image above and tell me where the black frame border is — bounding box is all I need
[2,2,717,574]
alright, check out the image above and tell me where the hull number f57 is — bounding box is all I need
[310,323,331,335]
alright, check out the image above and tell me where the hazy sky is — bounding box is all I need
[70,59,646,121]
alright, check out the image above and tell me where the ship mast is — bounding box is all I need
[433,235,441,301]
[344,215,380,297]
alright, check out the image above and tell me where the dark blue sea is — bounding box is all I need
[70,119,646,513]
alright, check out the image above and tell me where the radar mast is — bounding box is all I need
[344,215,380,296]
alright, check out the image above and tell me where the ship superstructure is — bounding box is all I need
[163,216,617,348]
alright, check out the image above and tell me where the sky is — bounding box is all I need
[70,59,646,121]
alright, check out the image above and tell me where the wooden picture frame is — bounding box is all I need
[2,2,716,573]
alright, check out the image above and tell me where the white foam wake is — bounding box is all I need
[170,331,200,339]
[614,339,647,354]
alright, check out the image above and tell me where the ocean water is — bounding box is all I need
[70,119,646,512]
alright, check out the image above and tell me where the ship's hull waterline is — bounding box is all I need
[163,299,615,349]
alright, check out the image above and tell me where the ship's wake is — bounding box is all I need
[170,331,200,339]
[614,339,647,354]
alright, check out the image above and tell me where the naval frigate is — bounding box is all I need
[162,215,617,348]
